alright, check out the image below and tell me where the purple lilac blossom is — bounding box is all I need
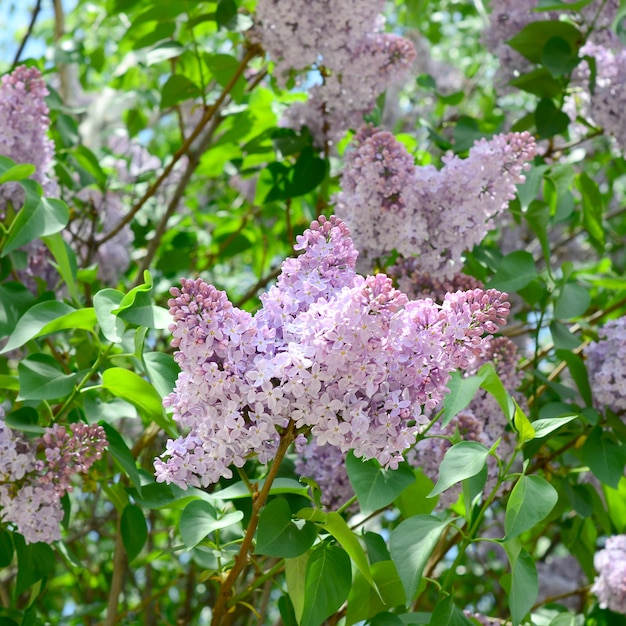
[0,66,59,291]
[584,316,626,415]
[0,410,107,544]
[155,216,510,489]
[408,336,521,508]
[335,127,536,277]
[572,42,626,150]
[591,534,626,614]
[295,442,356,511]
[252,1,415,147]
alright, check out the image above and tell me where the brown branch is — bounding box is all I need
[103,519,127,626]
[98,44,261,246]
[131,112,223,285]
[210,421,297,626]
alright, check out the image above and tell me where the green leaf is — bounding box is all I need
[2,183,69,256]
[0,529,14,568]
[582,427,626,489]
[143,352,180,399]
[541,36,579,77]
[556,349,592,406]
[554,283,590,319]
[216,0,238,30]
[5,406,44,434]
[15,537,56,595]
[17,354,78,401]
[429,597,474,626]
[1,301,75,354]
[509,67,563,98]
[0,162,36,184]
[535,98,570,139]
[301,543,352,626]
[395,471,437,518]
[389,515,449,601]
[505,475,558,540]
[428,442,489,497]
[531,414,578,438]
[179,500,243,549]
[115,291,170,329]
[442,371,483,427]
[550,320,580,350]
[486,251,537,292]
[212,477,310,500]
[101,368,172,433]
[513,400,535,444]
[508,20,582,64]
[43,233,79,302]
[160,74,202,109]
[286,552,309,623]
[604,476,626,533]
[524,200,551,265]
[0,283,35,337]
[256,498,317,558]
[503,542,538,626]
[99,421,143,495]
[346,453,416,514]
[94,289,126,343]
[577,173,605,252]
[121,504,147,562]
[145,41,184,66]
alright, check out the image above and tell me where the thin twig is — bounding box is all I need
[11,0,43,68]
[103,520,127,626]
[98,44,261,246]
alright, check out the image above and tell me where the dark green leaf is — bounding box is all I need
[121,504,147,562]
[582,427,626,489]
[486,251,537,292]
[554,283,590,319]
[99,421,143,495]
[535,98,570,139]
[0,529,13,568]
[17,353,78,401]
[509,68,563,98]
[429,597,474,626]
[256,498,317,558]
[508,21,582,64]
[216,0,238,30]
[301,544,351,626]
[160,74,202,109]
[15,537,56,595]
[541,36,579,77]
[346,453,416,514]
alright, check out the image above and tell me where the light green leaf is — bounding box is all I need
[179,500,243,549]
[0,162,36,184]
[143,352,180,399]
[531,415,578,438]
[43,233,79,302]
[286,552,309,623]
[1,301,75,354]
[389,515,449,602]
[428,442,489,497]
[505,475,558,540]
[3,183,69,255]
[94,289,126,343]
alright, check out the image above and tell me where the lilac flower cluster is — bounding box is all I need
[253,1,416,147]
[155,216,510,489]
[0,66,60,291]
[0,409,107,544]
[408,336,521,507]
[294,442,356,511]
[66,187,134,284]
[0,65,57,208]
[573,42,626,150]
[388,258,484,302]
[335,127,536,276]
[591,534,626,614]
[584,316,626,415]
